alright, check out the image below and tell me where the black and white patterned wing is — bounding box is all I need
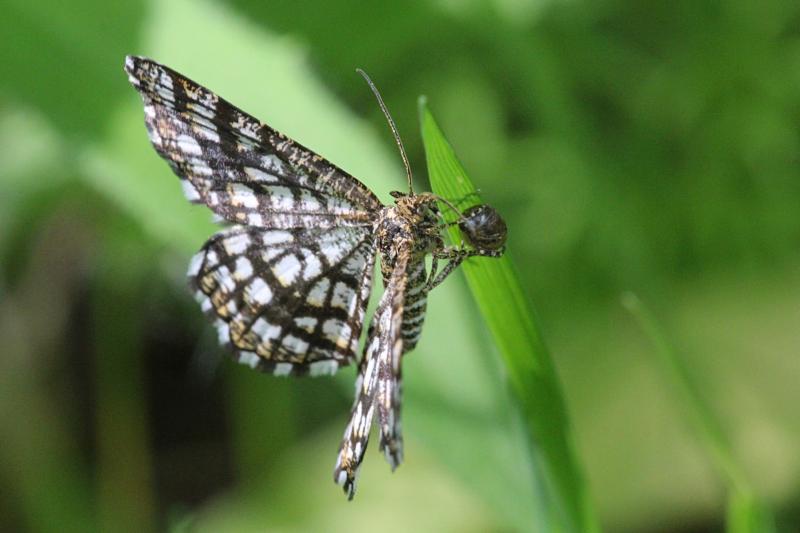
[334,250,408,499]
[124,55,383,229]
[191,224,375,376]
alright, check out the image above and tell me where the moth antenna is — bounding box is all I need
[429,194,467,222]
[356,68,414,194]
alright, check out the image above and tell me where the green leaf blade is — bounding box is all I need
[622,293,777,533]
[419,97,599,533]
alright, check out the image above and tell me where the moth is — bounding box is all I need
[124,56,506,499]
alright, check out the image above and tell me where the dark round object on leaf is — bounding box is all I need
[458,204,507,250]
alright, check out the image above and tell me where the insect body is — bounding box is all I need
[124,56,506,499]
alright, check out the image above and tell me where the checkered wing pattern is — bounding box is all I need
[334,249,408,499]
[124,56,501,499]
[125,55,387,377]
[189,224,376,376]
[124,55,382,229]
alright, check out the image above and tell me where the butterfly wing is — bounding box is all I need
[190,224,376,375]
[124,55,382,229]
[333,248,408,498]
[125,56,386,374]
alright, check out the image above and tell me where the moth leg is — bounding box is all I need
[424,246,463,291]
[426,253,465,290]
[424,235,449,291]
[426,255,440,292]
[426,246,505,291]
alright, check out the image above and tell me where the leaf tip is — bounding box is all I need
[417,94,430,122]
[621,291,641,313]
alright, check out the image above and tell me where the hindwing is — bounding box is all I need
[190,224,376,376]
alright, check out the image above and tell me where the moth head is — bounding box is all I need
[394,192,440,226]
[458,204,507,251]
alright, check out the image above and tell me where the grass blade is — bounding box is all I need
[622,293,776,533]
[418,97,599,533]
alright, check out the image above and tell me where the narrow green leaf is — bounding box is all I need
[622,293,776,533]
[727,490,776,533]
[419,97,599,533]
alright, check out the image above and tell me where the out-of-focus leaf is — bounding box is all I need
[0,0,145,139]
[419,98,599,533]
[225,0,456,89]
[623,293,776,533]
[92,227,157,533]
[0,210,97,532]
[0,107,74,282]
[727,490,777,533]
[188,425,499,533]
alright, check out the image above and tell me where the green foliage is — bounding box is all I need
[1,0,799,531]
[0,0,144,139]
[623,294,776,533]
[420,99,598,533]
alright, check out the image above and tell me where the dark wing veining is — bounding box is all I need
[124,55,383,229]
[190,224,376,376]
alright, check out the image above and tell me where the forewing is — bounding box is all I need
[334,251,408,499]
[190,224,376,376]
[124,55,382,229]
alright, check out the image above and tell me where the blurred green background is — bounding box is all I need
[1,0,798,531]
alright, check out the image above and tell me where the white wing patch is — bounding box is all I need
[124,55,382,229]
[124,56,469,501]
[189,224,376,377]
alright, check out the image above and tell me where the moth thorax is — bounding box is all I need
[459,204,507,250]
[395,194,437,225]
